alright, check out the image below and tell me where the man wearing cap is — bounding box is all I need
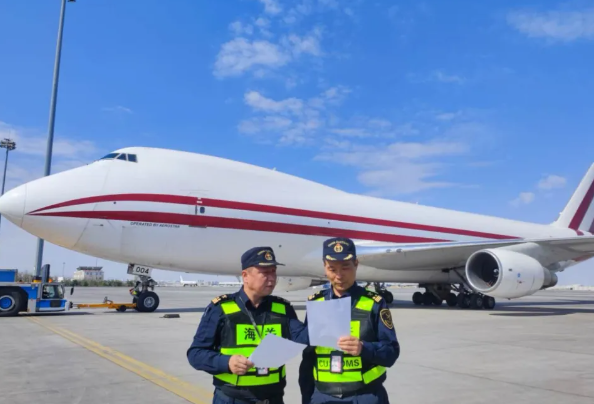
[187,246,309,404]
[299,237,400,404]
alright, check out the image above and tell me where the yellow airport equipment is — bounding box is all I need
[72,296,136,312]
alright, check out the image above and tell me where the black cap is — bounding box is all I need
[241,247,285,270]
[323,237,357,261]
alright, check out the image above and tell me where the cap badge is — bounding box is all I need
[265,252,273,261]
[334,244,344,253]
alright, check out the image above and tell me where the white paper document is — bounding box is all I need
[306,296,351,350]
[248,334,307,368]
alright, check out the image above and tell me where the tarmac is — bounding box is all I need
[1,286,594,404]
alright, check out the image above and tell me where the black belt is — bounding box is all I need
[214,388,283,404]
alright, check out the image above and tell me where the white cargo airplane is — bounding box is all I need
[179,275,198,287]
[1,147,593,313]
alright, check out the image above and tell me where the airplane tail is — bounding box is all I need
[553,163,594,234]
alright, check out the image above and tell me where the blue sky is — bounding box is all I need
[1,0,593,284]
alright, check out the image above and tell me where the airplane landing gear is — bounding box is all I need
[413,284,454,307]
[130,275,160,313]
[454,285,496,310]
[413,283,496,310]
[369,282,394,304]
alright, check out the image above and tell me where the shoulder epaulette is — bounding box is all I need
[308,290,325,301]
[211,294,232,305]
[364,290,383,303]
[270,295,292,305]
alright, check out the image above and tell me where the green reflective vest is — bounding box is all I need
[308,290,387,396]
[212,294,291,395]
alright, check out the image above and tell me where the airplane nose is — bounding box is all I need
[0,184,27,227]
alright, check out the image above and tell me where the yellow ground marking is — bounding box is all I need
[28,317,212,404]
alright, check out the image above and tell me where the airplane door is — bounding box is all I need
[186,190,209,227]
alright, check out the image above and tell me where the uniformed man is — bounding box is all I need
[299,237,400,404]
[187,246,309,404]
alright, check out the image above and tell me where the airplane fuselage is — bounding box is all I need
[2,147,585,284]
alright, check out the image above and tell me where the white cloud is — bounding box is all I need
[239,87,350,145]
[408,70,465,85]
[510,192,535,207]
[538,174,567,190]
[330,128,370,137]
[507,8,594,42]
[284,31,323,56]
[213,38,290,78]
[229,21,254,36]
[309,86,351,109]
[0,121,97,158]
[244,91,303,114]
[357,163,456,195]
[315,139,470,195]
[254,17,273,37]
[214,28,325,78]
[103,106,133,114]
[436,111,461,121]
[259,0,282,15]
[238,116,293,136]
[433,70,465,84]
[15,137,96,158]
[368,119,392,129]
[255,17,270,28]
[0,121,98,192]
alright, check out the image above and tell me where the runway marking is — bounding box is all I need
[28,317,212,404]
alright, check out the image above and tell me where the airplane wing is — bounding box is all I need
[355,236,594,271]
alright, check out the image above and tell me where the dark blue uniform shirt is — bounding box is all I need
[187,287,309,375]
[299,284,400,402]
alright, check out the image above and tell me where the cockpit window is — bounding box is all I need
[98,153,138,163]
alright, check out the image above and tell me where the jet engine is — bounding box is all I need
[465,249,558,299]
[275,277,314,292]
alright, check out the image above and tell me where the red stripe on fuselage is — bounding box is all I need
[29,193,519,240]
[569,179,594,230]
[29,194,197,214]
[31,210,450,244]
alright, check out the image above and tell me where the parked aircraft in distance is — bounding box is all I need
[179,275,198,287]
[1,147,593,313]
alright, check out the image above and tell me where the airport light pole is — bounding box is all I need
[0,138,17,230]
[34,0,75,277]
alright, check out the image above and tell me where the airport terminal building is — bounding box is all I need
[73,266,105,281]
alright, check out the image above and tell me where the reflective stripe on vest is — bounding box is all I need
[311,294,386,391]
[214,300,289,387]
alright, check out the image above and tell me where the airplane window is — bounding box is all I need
[100,153,119,160]
[98,152,138,162]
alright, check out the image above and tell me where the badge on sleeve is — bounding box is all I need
[380,309,394,329]
[330,351,343,374]
[256,367,269,376]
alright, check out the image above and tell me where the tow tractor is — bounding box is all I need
[0,265,71,317]
[1,263,161,317]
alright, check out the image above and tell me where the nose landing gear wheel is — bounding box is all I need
[135,291,160,312]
